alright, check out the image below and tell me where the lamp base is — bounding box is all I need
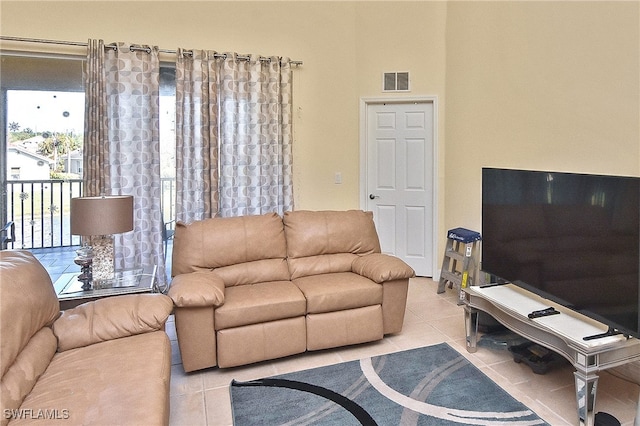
[90,234,115,284]
[74,244,94,291]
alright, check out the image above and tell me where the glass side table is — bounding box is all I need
[54,265,157,310]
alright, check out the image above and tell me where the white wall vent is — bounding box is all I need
[383,72,410,92]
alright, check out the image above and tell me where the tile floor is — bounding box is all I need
[33,246,80,283]
[166,278,639,426]
[32,243,174,284]
[32,248,639,426]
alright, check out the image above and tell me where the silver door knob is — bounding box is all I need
[369,194,379,199]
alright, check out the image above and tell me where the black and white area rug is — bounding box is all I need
[230,343,547,425]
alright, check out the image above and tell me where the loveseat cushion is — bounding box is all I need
[15,331,170,425]
[214,258,291,287]
[286,253,357,280]
[306,305,383,351]
[215,281,306,330]
[217,317,306,368]
[172,212,288,283]
[284,210,381,279]
[293,272,383,314]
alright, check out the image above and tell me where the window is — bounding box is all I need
[159,66,177,223]
[2,54,85,179]
[1,54,85,248]
[1,53,178,249]
[7,89,85,178]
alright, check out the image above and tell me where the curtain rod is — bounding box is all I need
[0,35,303,66]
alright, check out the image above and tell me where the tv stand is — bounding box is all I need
[463,284,640,426]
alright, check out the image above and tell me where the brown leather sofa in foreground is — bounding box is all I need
[169,210,416,372]
[0,250,173,426]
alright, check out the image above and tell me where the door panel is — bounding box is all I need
[375,205,396,254]
[366,101,434,276]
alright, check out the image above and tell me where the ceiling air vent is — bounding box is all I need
[383,72,410,92]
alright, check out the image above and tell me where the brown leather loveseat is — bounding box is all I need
[0,250,173,425]
[168,210,415,372]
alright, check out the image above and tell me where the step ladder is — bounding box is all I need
[437,227,482,302]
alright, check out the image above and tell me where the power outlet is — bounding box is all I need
[334,172,342,184]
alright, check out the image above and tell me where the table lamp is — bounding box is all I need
[71,195,134,288]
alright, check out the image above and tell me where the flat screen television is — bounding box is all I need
[481,168,640,340]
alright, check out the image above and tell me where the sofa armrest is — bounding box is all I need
[352,253,415,283]
[53,293,173,352]
[168,271,225,308]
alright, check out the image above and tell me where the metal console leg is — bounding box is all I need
[575,371,599,426]
[464,305,479,353]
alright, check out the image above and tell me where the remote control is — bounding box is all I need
[528,307,560,319]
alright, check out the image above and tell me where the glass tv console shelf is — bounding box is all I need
[463,283,640,426]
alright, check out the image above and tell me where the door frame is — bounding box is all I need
[359,96,439,277]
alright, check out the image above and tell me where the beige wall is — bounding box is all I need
[445,1,640,233]
[2,1,638,273]
[0,1,366,211]
[354,2,448,264]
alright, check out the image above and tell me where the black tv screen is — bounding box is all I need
[481,168,640,339]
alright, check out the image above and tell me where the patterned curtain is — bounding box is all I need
[83,39,110,197]
[174,49,219,223]
[218,53,294,217]
[84,41,166,285]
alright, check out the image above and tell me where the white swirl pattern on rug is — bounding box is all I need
[360,356,545,425]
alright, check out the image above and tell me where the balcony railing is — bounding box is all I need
[5,177,176,250]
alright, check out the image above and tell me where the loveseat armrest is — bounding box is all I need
[53,293,173,352]
[168,271,225,308]
[352,253,415,283]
